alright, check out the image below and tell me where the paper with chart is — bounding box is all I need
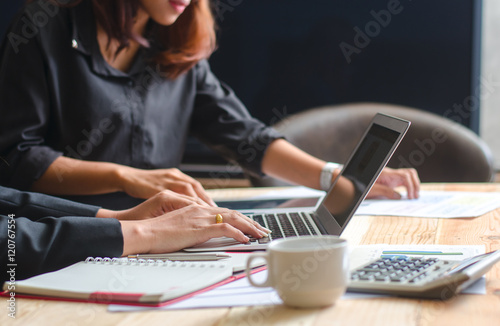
[356,190,500,218]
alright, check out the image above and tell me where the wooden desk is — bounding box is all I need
[3,184,500,326]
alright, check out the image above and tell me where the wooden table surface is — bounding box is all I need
[3,183,500,326]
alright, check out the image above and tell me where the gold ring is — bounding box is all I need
[215,214,223,224]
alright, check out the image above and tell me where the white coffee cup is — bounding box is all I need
[245,235,349,308]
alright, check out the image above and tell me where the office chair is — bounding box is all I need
[250,102,495,186]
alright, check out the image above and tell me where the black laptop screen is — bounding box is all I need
[320,123,400,228]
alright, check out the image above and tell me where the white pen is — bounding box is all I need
[127,253,231,261]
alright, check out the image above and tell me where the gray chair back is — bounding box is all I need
[250,103,494,186]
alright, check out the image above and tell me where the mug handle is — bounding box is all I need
[246,252,272,288]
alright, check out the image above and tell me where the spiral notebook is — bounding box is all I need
[2,257,233,305]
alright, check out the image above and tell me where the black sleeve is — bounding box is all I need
[0,7,63,190]
[0,186,99,220]
[190,60,284,177]
[1,214,123,283]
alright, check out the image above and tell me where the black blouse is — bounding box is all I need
[0,1,281,193]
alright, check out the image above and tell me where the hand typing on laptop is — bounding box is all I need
[95,190,270,253]
[119,114,419,254]
[187,113,414,252]
[96,190,271,254]
[119,204,271,256]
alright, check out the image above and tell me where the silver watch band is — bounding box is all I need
[320,162,342,191]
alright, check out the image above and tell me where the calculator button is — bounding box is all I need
[375,276,389,281]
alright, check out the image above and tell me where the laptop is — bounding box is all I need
[186,113,410,251]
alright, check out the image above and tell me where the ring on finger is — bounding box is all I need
[215,213,223,224]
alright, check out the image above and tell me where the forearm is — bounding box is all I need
[119,220,152,256]
[31,156,126,196]
[261,139,340,190]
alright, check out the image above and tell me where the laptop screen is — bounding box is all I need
[316,115,408,235]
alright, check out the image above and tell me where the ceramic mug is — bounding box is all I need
[245,235,349,308]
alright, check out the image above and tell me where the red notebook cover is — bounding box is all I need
[1,266,266,308]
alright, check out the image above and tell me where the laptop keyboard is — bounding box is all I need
[247,212,321,243]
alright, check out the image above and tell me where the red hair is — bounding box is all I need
[148,0,217,78]
[35,0,217,79]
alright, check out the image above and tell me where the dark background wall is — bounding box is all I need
[185,0,483,166]
[0,1,23,40]
[209,0,482,132]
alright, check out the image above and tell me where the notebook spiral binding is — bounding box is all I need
[84,257,226,268]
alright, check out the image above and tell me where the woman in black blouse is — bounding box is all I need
[0,0,419,210]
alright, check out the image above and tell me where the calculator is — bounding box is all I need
[347,250,500,299]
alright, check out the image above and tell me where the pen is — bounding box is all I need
[381,251,463,256]
[380,254,409,260]
[127,253,232,261]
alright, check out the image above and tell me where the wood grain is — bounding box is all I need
[2,184,500,326]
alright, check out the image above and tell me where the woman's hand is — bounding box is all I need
[117,166,216,206]
[367,167,420,199]
[120,205,271,255]
[98,190,211,220]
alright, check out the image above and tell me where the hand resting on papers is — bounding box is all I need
[368,167,420,200]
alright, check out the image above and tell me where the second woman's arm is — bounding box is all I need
[261,138,420,199]
[31,156,216,206]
